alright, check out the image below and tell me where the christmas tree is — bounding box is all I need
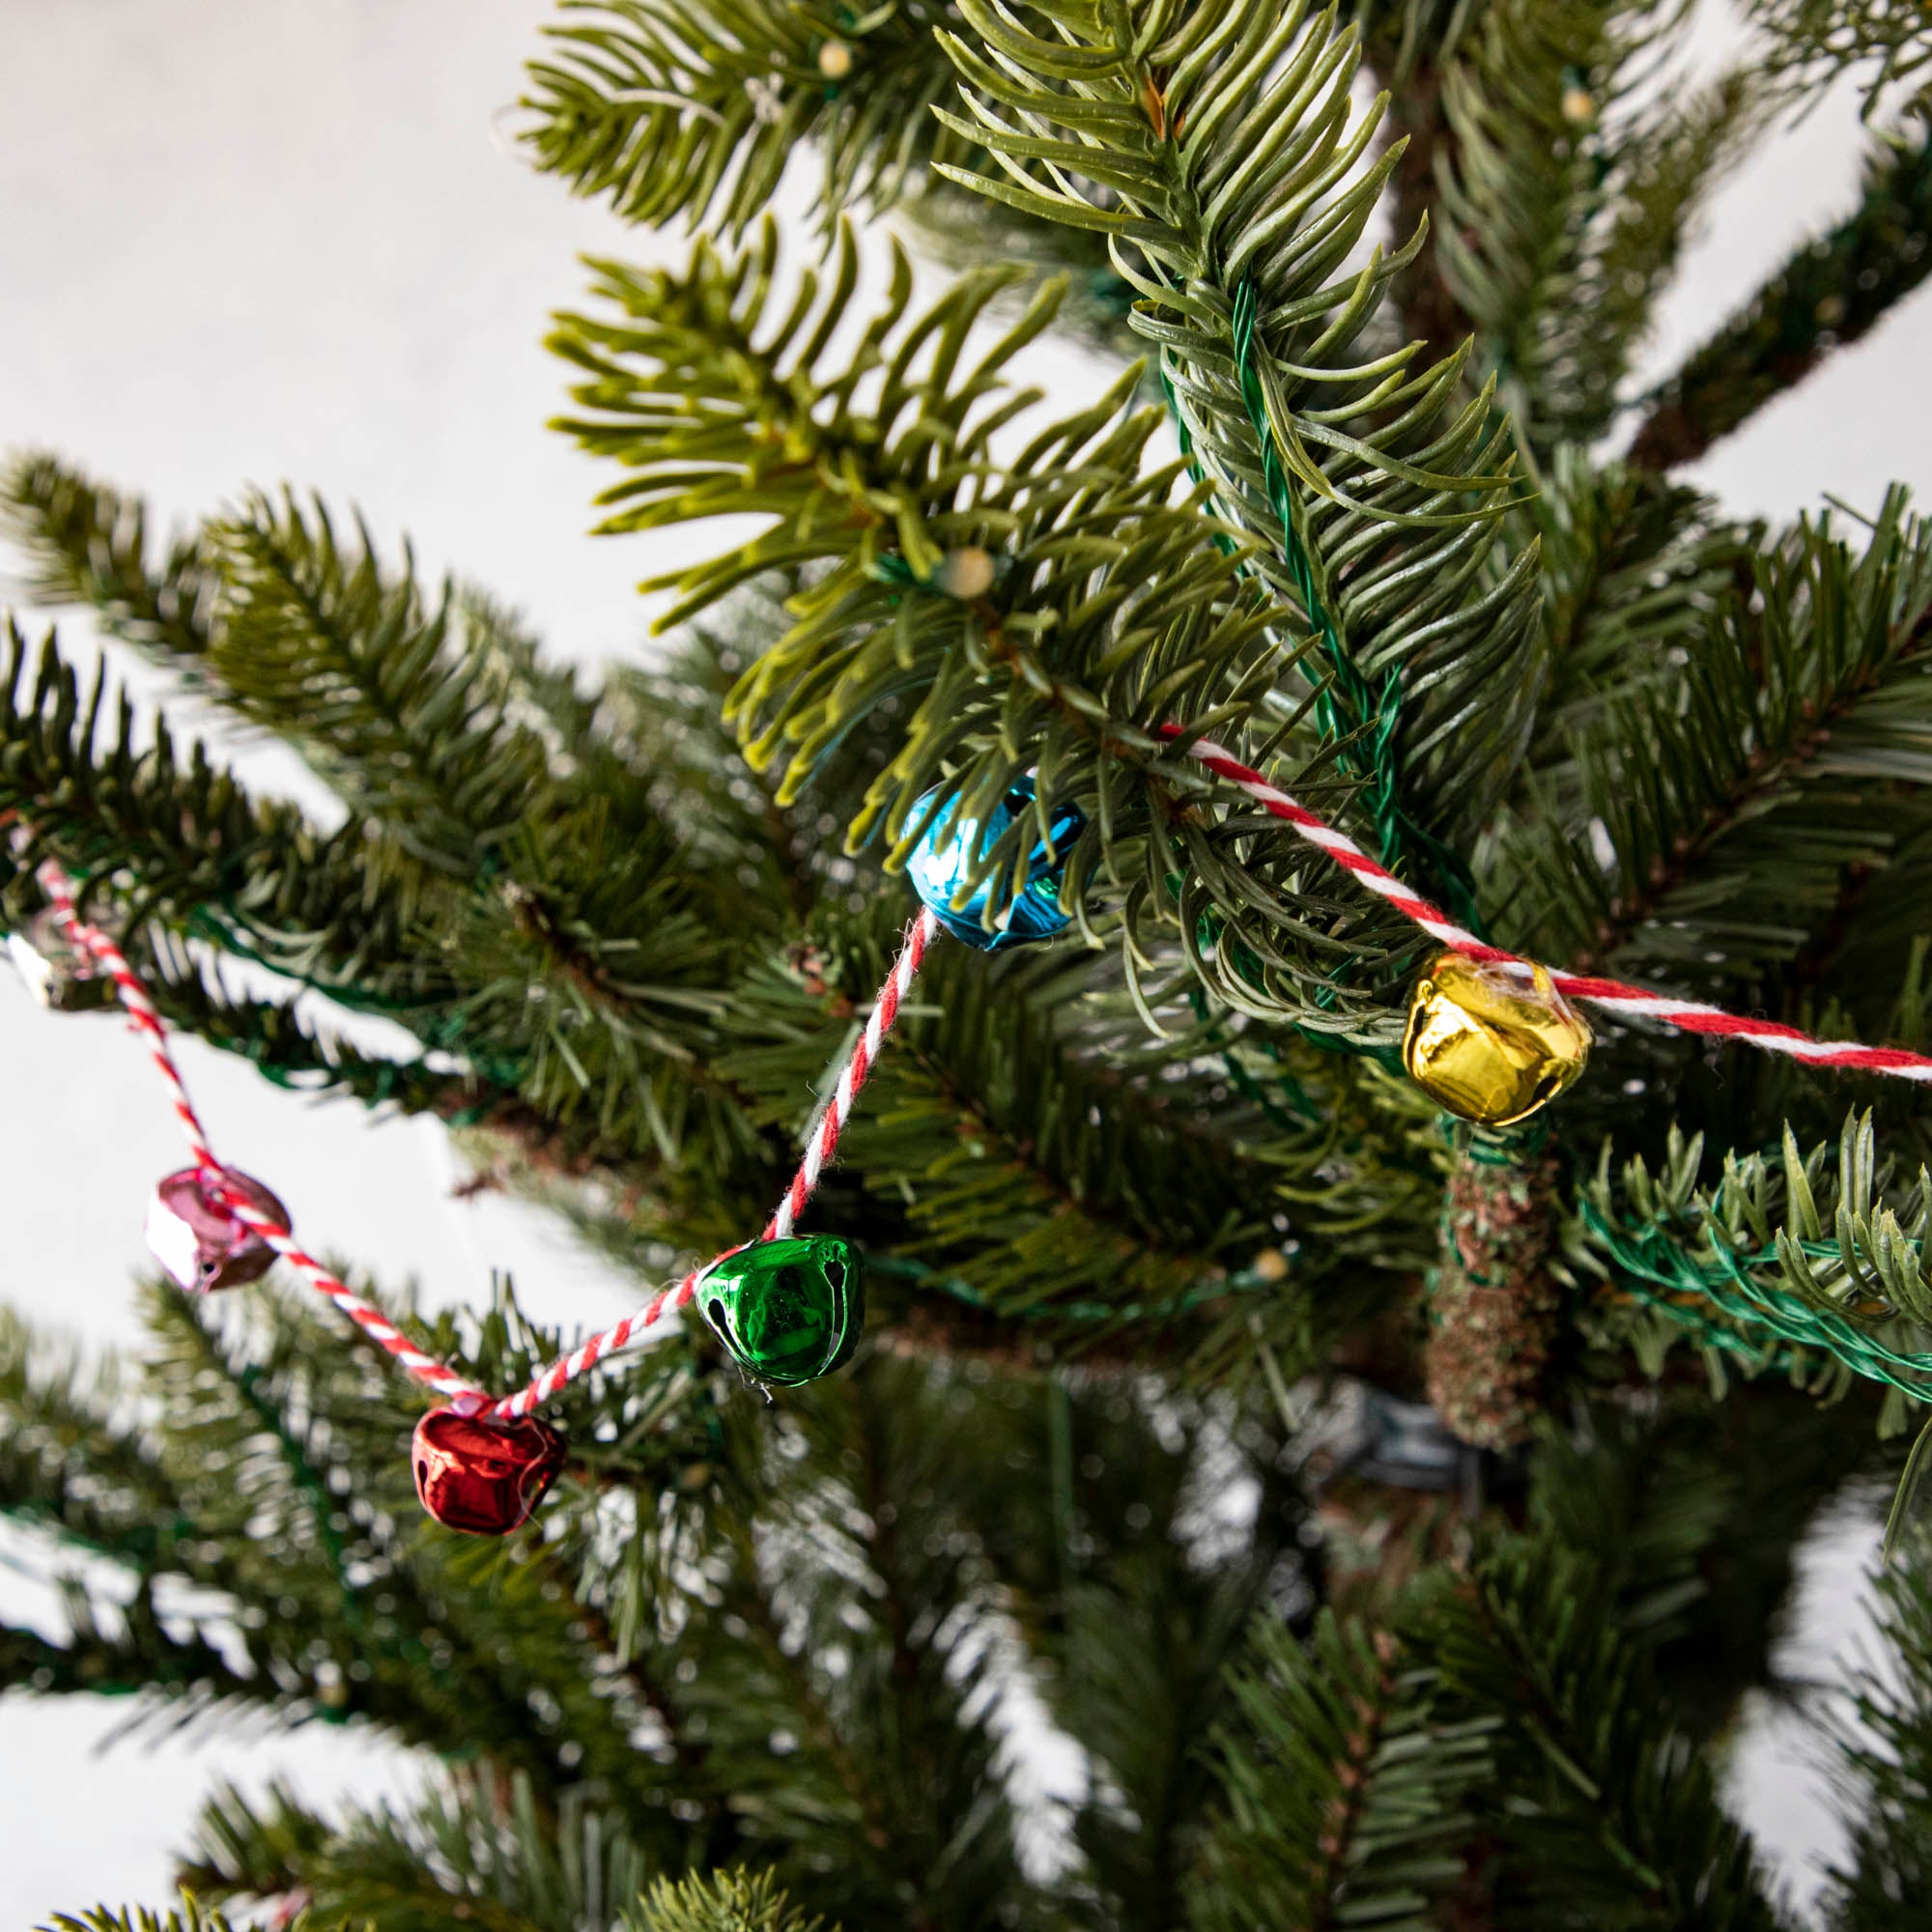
[7,0,1932,1924]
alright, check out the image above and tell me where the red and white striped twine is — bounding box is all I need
[39,866,219,1171]
[486,907,938,1421]
[41,860,497,1406]
[39,855,938,1419]
[1163,725,1932,1083]
[36,721,1932,1419]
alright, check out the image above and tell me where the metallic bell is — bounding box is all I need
[1402,952,1592,1127]
[697,1235,865,1386]
[904,774,1084,951]
[146,1165,290,1293]
[412,1408,566,1535]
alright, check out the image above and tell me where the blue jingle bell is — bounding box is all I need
[904,775,1086,951]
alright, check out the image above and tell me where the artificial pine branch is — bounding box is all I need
[0,1601,254,1708]
[0,622,448,1004]
[1190,1609,1493,1932]
[203,495,567,872]
[1491,491,1932,1012]
[1359,6,1474,375]
[1527,1386,1889,1741]
[716,1364,1026,1930]
[2,1282,701,1835]
[1576,1114,1932,1415]
[520,0,976,238]
[1820,1530,1932,1930]
[1508,451,1757,769]
[134,938,479,1120]
[1628,109,1932,471]
[0,1309,198,1568]
[2,450,218,665]
[2,456,623,820]
[1743,0,1932,114]
[9,469,778,1146]
[1412,1533,1783,1929]
[182,1775,665,1932]
[521,0,1135,345]
[628,1871,828,1932]
[44,1905,244,1932]
[0,517,1434,1320]
[629,1871,829,1932]
[19,0,1932,1921]
[1433,0,1762,466]
[933,0,1544,861]
[549,217,1473,1040]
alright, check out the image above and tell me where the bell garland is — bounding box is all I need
[13,857,949,1539]
[33,702,1932,1539]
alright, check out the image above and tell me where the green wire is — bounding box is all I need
[30,854,527,1094]
[1583,1197,1932,1405]
[1612,1270,1810,1380]
[184,900,526,1091]
[1222,278,1487,938]
[1160,286,1485,935]
[1156,289,1480,1061]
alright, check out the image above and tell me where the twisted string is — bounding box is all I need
[39,863,491,1403]
[40,856,939,1420]
[1164,728,1932,1083]
[488,909,938,1420]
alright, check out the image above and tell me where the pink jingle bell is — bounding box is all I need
[412,1407,566,1536]
[146,1165,291,1294]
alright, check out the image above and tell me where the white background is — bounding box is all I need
[0,0,1926,1922]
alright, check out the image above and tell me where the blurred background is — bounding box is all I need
[0,0,1928,1920]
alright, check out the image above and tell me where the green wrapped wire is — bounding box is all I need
[1204,278,1487,939]
[1582,1197,1932,1405]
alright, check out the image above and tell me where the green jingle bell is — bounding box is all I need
[696,1236,865,1386]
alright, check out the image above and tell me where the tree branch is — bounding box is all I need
[1627,116,1932,470]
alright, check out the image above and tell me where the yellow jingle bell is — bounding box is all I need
[1402,952,1592,1127]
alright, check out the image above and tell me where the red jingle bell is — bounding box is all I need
[412,1407,566,1536]
[146,1165,290,1294]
